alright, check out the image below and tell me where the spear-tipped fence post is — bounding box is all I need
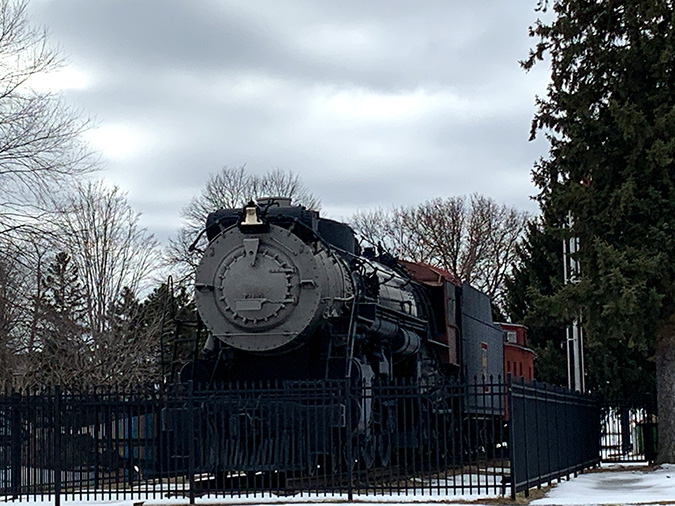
[54,386,62,506]
[188,381,196,505]
[345,380,354,501]
[10,389,21,500]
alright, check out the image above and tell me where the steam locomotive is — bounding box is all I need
[190,197,518,385]
[170,198,533,474]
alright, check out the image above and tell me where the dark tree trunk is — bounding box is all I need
[656,317,675,463]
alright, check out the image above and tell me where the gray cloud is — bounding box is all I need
[28,0,550,242]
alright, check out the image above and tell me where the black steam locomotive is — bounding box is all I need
[190,197,505,386]
[168,198,519,476]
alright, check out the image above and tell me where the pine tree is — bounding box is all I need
[109,286,143,335]
[140,282,199,381]
[88,286,162,387]
[506,218,567,386]
[37,252,88,388]
[524,0,675,461]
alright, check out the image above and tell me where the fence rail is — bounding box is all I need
[1,378,600,503]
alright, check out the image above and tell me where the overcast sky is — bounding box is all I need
[28,0,551,243]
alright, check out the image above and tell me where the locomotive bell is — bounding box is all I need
[241,201,263,226]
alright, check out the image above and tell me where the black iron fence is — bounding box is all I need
[1,378,599,503]
[509,379,600,498]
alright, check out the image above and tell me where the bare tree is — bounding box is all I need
[351,206,431,264]
[1,179,162,389]
[0,1,97,387]
[24,255,161,390]
[167,166,320,283]
[351,195,528,310]
[56,181,160,336]
[0,236,55,389]
[0,0,96,244]
[0,247,25,388]
[17,181,162,388]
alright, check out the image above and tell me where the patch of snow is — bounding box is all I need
[531,464,675,505]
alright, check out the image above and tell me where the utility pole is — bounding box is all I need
[563,213,585,392]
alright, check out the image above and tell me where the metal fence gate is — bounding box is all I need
[601,405,657,463]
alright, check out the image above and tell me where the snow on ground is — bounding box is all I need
[531,463,675,505]
[0,488,501,506]
[3,464,675,506]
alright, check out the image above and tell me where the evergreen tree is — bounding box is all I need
[37,252,88,388]
[524,0,674,461]
[506,217,567,386]
[88,286,162,387]
[109,286,143,335]
[44,252,87,322]
[140,282,199,381]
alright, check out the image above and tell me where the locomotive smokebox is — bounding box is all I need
[195,210,353,354]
